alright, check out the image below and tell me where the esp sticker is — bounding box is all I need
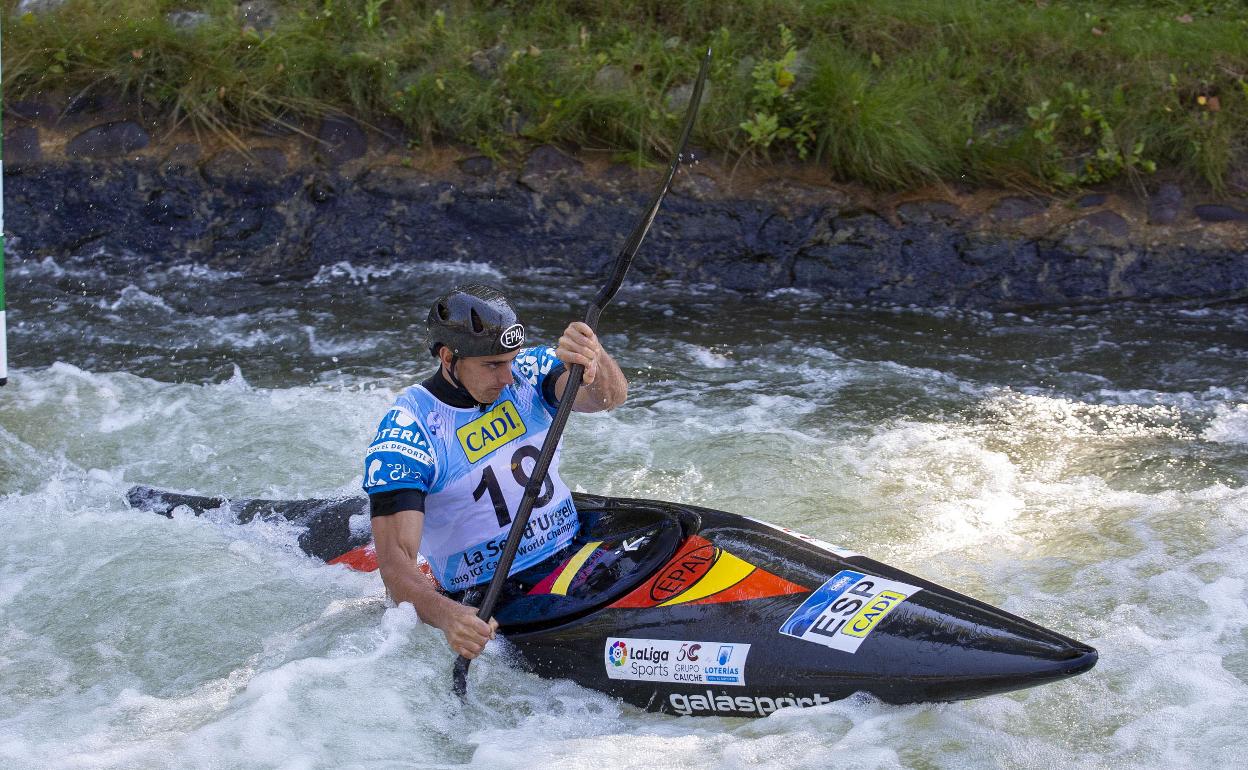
[779,570,920,653]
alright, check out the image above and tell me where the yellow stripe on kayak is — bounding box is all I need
[660,550,755,606]
[550,541,603,596]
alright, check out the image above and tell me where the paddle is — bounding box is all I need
[452,47,712,699]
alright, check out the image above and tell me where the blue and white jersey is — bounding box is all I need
[362,346,579,591]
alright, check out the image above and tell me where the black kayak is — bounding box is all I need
[126,485,1097,717]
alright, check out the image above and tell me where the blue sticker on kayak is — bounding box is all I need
[779,570,920,654]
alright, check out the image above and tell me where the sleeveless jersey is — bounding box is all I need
[362,346,579,591]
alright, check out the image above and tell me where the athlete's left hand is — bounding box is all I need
[556,321,602,385]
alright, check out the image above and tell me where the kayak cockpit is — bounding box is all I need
[472,497,687,632]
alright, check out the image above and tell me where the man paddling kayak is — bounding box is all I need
[362,284,628,660]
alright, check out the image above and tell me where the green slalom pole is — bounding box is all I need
[1,28,7,387]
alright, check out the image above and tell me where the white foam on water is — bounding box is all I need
[101,285,177,314]
[311,260,504,285]
[3,297,1247,768]
[1202,403,1248,445]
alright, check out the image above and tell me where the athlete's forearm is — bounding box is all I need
[380,562,462,628]
[573,349,628,412]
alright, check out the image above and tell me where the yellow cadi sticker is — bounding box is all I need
[456,400,527,463]
[843,590,907,638]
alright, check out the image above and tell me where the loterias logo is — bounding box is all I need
[608,640,628,667]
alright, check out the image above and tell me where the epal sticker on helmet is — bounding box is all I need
[500,323,525,349]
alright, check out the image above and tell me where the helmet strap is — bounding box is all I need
[443,354,491,411]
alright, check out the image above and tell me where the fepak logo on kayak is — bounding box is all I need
[605,637,750,686]
[779,570,921,653]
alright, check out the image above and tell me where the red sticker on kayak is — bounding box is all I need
[649,541,716,602]
[328,542,379,573]
[611,536,806,609]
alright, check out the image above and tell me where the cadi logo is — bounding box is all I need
[608,640,628,667]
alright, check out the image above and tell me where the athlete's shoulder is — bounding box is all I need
[363,397,438,494]
[513,345,563,387]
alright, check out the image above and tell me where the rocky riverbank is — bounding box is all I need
[5,111,1248,309]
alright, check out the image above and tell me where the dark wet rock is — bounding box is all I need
[458,156,495,177]
[162,143,202,174]
[239,0,278,33]
[202,148,288,193]
[6,99,58,126]
[1149,183,1183,225]
[1077,193,1107,208]
[956,235,1012,267]
[671,172,719,201]
[519,145,582,193]
[988,197,1046,222]
[145,188,196,225]
[1059,210,1131,250]
[62,92,124,120]
[1080,210,1130,238]
[312,116,367,166]
[603,163,660,193]
[359,165,436,200]
[1193,204,1248,223]
[66,121,150,158]
[897,200,960,226]
[4,125,42,163]
[306,176,337,205]
[5,146,1248,308]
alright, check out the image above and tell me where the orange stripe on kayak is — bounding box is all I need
[610,535,808,609]
[658,549,755,606]
[610,535,716,608]
[328,543,378,573]
[680,566,808,605]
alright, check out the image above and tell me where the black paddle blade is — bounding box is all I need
[452,655,470,700]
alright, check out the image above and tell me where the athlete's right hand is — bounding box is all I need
[441,604,499,659]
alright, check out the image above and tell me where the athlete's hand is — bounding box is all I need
[441,604,499,659]
[557,321,602,385]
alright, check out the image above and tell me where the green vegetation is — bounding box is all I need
[4,0,1247,191]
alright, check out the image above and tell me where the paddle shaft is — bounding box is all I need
[452,48,712,698]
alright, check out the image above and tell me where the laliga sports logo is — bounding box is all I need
[608,640,628,667]
[499,323,525,350]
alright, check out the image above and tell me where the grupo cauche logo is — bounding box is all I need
[608,640,628,667]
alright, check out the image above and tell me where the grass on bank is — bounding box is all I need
[3,0,1247,192]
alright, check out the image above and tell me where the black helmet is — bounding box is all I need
[426,284,526,358]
